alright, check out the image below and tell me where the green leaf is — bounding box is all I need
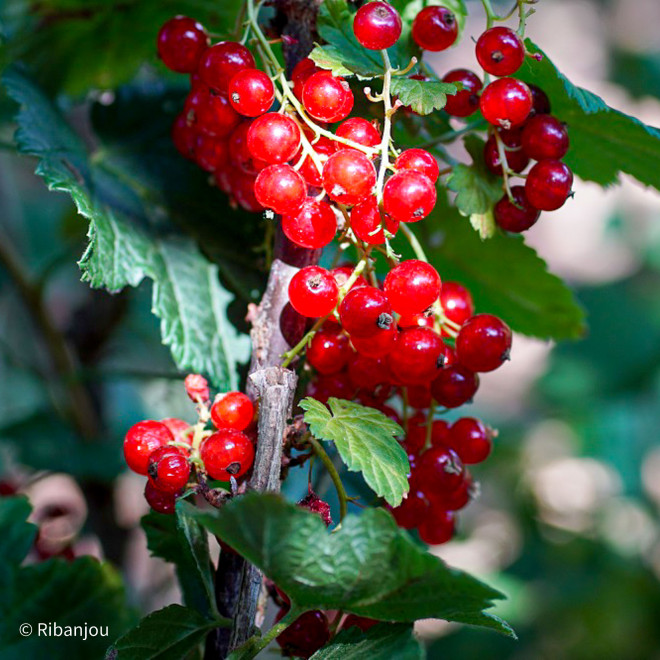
[416,192,586,340]
[300,397,408,507]
[517,40,660,190]
[0,496,37,587]
[311,623,423,660]
[447,135,502,238]
[107,604,228,660]
[2,67,250,389]
[142,504,216,618]
[191,493,515,637]
[390,77,458,115]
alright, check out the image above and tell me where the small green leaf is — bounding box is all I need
[309,44,362,78]
[390,78,458,115]
[300,397,408,507]
[107,605,229,660]
[311,623,423,660]
[0,497,37,587]
[517,40,660,190]
[191,493,515,637]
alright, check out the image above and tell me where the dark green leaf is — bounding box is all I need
[390,77,458,115]
[518,40,660,189]
[311,623,423,660]
[142,504,216,617]
[300,397,408,507]
[107,604,228,660]
[191,493,515,637]
[0,496,37,587]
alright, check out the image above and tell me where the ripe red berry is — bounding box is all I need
[430,419,450,448]
[475,26,525,76]
[335,117,381,152]
[228,121,268,175]
[480,78,533,129]
[303,71,354,123]
[448,417,493,464]
[307,326,351,374]
[230,171,263,212]
[193,133,229,172]
[332,266,369,291]
[247,113,301,164]
[211,392,254,431]
[291,58,319,100]
[350,197,399,245]
[494,186,540,232]
[529,84,551,116]
[439,281,474,329]
[350,325,397,358]
[157,16,208,73]
[198,41,255,94]
[395,148,440,183]
[398,312,434,330]
[200,429,254,480]
[289,266,339,318]
[442,69,482,117]
[417,445,464,494]
[389,327,444,385]
[341,615,379,632]
[144,480,179,515]
[418,509,455,545]
[404,412,428,454]
[353,1,402,50]
[228,68,275,117]
[384,259,441,316]
[184,373,210,402]
[412,6,458,52]
[521,114,569,161]
[339,286,393,337]
[172,113,197,159]
[391,487,428,529]
[282,199,337,249]
[406,384,433,409]
[348,353,390,390]
[431,365,479,408]
[456,313,512,372]
[426,472,475,511]
[525,159,573,211]
[161,418,193,446]
[124,420,174,475]
[307,372,357,404]
[296,136,335,187]
[383,170,436,223]
[184,86,240,138]
[148,446,190,493]
[483,135,529,175]
[323,149,377,206]
[276,609,330,659]
[254,164,306,215]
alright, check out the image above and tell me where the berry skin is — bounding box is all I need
[521,114,569,161]
[197,41,255,94]
[391,487,428,529]
[412,6,458,52]
[332,265,369,291]
[494,186,540,233]
[383,170,436,223]
[307,372,357,404]
[339,286,393,338]
[484,135,529,176]
[351,325,397,358]
[247,113,301,164]
[307,325,351,374]
[254,164,306,215]
[442,69,482,117]
[398,312,434,330]
[148,446,190,493]
[431,365,479,408]
[228,68,274,117]
[144,481,179,515]
[353,1,402,50]
[323,150,377,206]
[230,171,263,212]
[350,197,399,245]
[282,199,337,249]
[298,490,333,527]
[475,26,525,77]
[335,117,381,152]
[211,392,254,431]
[184,373,210,402]
[184,86,240,138]
[193,133,229,172]
[289,266,339,318]
[348,353,390,390]
[291,58,320,100]
[228,121,267,175]
[200,429,255,480]
[303,71,354,123]
[276,609,330,659]
[525,159,573,211]
[440,282,474,329]
[384,259,441,316]
[157,16,208,74]
[418,509,455,545]
[456,313,512,372]
[388,327,444,385]
[341,615,379,632]
[406,384,433,409]
[172,113,197,159]
[480,78,533,129]
[448,417,493,464]
[417,445,464,494]
[124,421,174,475]
[427,473,474,511]
[529,84,551,116]
[395,148,440,183]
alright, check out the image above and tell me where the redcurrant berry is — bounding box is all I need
[276,609,330,659]
[383,170,436,223]
[247,113,301,164]
[193,132,229,172]
[323,150,377,206]
[426,473,475,511]
[172,113,197,159]
[200,429,254,480]
[303,71,354,123]
[198,41,255,94]
[521,114,569,161]
[353,1,402,50]
[228,68,275,117]
[148,446,190,493]
[417,445,464,494]
[455,313,512,372]
[391,487,428,529]
[350,325,397,358]
[157,16,208,73]
[475,26,525,76]
[448,417,493,464]
[442,69,482,117]
[296,136,335,187]
[307,325,351,374]
[211,392,254,431]
[124,420,173,475]
[339,286,393,337]
[406,384,432,409]
[228,121,268,174]
[412,6,458,52]
[347,354,390,390]
[350,197,399,245]
[184,86,240,137]
[341,615,379,632]
[480,78,533,129]
[254,164,306,215]
[398,312,434,330]
[289,266,339,318]
[418,509,455,545]
[282,198,337,249]
[431,365,479,408]
[230,170,263,212]
[494,186,540,232]
[395,148,440,183]
[484,135,529,175]
[331,265,368,291]
[525,159,573,211]
[144,480,179,515]
[307,372,357,404]
[405,412,428,454]
[430,419,450,448]
[440,281,474,329]
[388,327,444,385]
[384,259,441,316]
[529,84,551,116]
[291,58,319,100]
[161,418,193,446]
[335,117,381,152]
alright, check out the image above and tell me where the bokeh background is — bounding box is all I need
[1,0,660,658]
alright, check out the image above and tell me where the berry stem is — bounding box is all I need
[493,129,516,203]
[375,48,395,206]
[236,606,303,659]
[399,223,429,263]
[309,436,349,522]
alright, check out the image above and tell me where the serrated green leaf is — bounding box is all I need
[142,504,216,618]
[309,44,362,78]
[517,40,660,190]
[2,67,250,389]
[311,623,423,660]
[0,497,37,588]
[300,397,408,507]
[191,493,515,637]
[106,604,228,660]
[391,77,458,115]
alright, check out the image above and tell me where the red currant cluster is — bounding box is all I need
[122,374,256,514]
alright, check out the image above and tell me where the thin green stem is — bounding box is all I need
[228,607,302,660]
[309,437,348,522]
[281,315,327,368]
[399,223,428,263]
[376,49,395,205]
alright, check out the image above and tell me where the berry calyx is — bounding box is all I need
[228,68,275,117]
[353,1,402,50]
[124,421,174,475]
[254,164,306,215]
[394,148,440,183]
[525,159,573,211]
[303,71,354,123]
[307,325,351,374]
[475,26,525,76]
[455,313,512,372]
[383,259,441,316]
[323,149,377,206]
[210,391,254,431]
[350,197,399,245]
[339,286,393,337]
[442,69,483,117]
[494,186,540,233]
[157,16,208,74]
[282,199,337,249]
[431,365,479,408]
[412,6,458,52]
[480,78,533,129]
[288,266,339,318]
[200,429,255,480]
[247,113,301,164]
[447,417,493,464]
[383,170,436,223]
[521,114,569,161]
[147,446,190,493]
[197,41,256,94]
